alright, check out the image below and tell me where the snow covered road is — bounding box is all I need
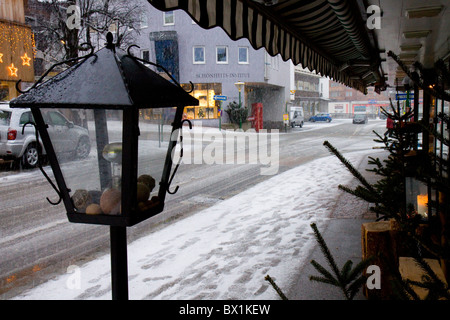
[12,148,380,300]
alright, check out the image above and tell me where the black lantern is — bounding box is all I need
[405,176,429,219]
[10,33,198,299]
[404,151,429,220]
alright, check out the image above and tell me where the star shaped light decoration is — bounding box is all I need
[0,53,3,63]
[21,53,31,66]
[8,63,18,77]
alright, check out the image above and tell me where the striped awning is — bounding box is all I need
[147,0,386,94]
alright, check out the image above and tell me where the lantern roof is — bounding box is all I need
[10,34,198,109]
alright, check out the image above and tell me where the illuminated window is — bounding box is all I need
[181,83,222,119]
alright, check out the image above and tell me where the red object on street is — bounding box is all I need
[251,103,263,132]
[386,116,394,129]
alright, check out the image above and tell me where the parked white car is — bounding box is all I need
[0,102,90,168]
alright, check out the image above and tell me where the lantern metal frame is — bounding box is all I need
[10,34,199,300]
[404,150,431,221]
[11,35,198,228]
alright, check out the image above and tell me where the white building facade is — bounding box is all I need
[130,2,293,129]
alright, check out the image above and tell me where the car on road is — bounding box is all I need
[289,106,304,128]
[0,102,91,168]
[309,113,332,122]
[353,114,368,124]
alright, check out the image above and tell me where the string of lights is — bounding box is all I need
[0,21,35,78]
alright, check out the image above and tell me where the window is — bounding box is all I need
[163,11,174,25]
[181,83,222,119]
[0,110,11,125]
[140,13,148,28]
[345,91,353,97]
[216,46,228,64]
[267,54,279,70]
[193,46,205,64]
[19,112,34,125]
[238,47,248,64]
[142,50,149,62]
[47,111,68,126]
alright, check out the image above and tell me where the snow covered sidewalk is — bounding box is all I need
[12,149,378,300]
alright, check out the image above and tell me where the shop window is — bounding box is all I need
[181,83,222,120]
[206,107,215,119]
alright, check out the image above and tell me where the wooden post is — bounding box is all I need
[362,221,396,299]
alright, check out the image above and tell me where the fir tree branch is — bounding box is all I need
[323,141,376,194]
[310,260,340,286]
[264,275,289,300]
[309,223,371,300]
[348,276,368,300]
[310,223,341,281]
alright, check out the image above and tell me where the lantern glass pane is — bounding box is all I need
[41,108,123,215]
[136,107,177,213]
[405,177,428,218]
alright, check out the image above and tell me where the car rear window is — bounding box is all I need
[0,110,11,126]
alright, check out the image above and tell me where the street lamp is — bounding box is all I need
[10,33,198,300]
[234,80,245,129]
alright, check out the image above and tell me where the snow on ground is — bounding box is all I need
[12,146,376,300]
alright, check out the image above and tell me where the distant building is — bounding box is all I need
[0,0,35,101]
[290,65,329,119]
[328,80,390,118]
[125,2,292,129]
